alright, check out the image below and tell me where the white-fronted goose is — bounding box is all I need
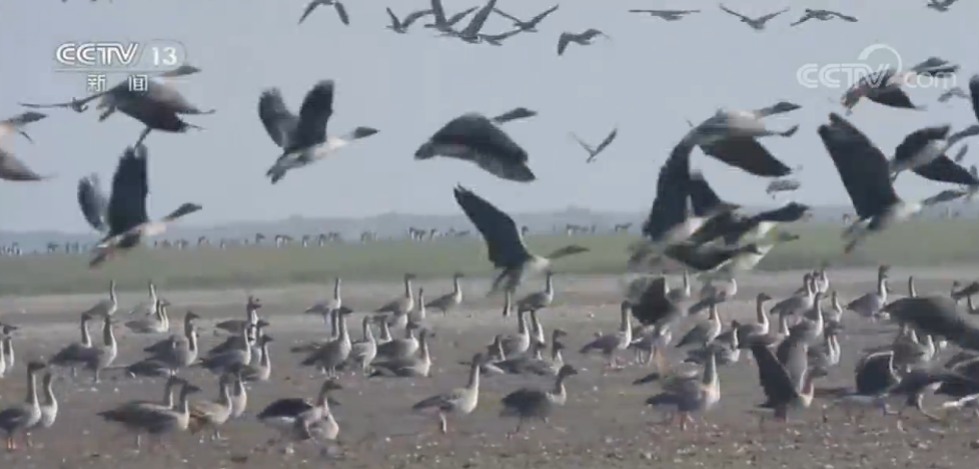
[412,354,483,433]
[88,145,202,267]
[500,364,578,438]
[454,186,587,294]
[259,80,379,184]
[416,109,537,182]
[0,362,46,450]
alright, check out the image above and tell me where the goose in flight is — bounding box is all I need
[570,127,618,163]
[817,113,948,254]
[556,29,610,56]
[439,0,497,43]
[628,9,700,21]
[423,0,477,33]
[842,58,958,112]
[299,0,350,25]
[938,87,968,103]
[718,5,789,30]
[927,0,960,12]
[481,29,524,46]
[684,102,801,177]
[386,8,433,33]
[687,202,810,247]
[453,185,588,295]
[971,75,979,124]
[493,4,559,32]
[87,144,203,268]
[765,178,801,197]
[0,111,49,181]
[889,125,979,186]
[789,9,857,26]
[259,80,379,184]
[21,65,212,146]
[415,107,537,182]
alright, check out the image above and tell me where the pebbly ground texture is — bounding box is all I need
[1,266,979,469]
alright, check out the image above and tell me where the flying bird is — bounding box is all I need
[0,111,49,182]
[299,0,350,25]
[570,127,618,163]
[259,80,379,184]
[889,125,979,185]
[789,9,857,26]
[970,75,979,124]
[493,5,559,32]
[481,29,524,46]
[938,87,969,103]
[77,174,109,233]
[415,107,537,182]
[926,0,960,12]
[88,144,203,268]
[20,65,212,146]
[386,8,433,33]
[765,178,801,197]
[718,5,789,30]
[684,102,801,177]
[556,29,610,56]
[628,9,700,21]
[453,185,588,295]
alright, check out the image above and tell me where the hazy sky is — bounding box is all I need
[1,0,977,233]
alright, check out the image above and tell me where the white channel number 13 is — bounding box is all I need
[152,46,179,67]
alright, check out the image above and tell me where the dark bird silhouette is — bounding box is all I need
[789,9,857,26]
[556,29,610,56]
[926,0,960,12]
[259,80,379,184]
[77,174,109,233]
[749,338,815,422]
[0,111,49,181]
[890,125,979,186]
[717,5,789,30]
[87,144,203,268]
[881,296,979,352]
[842,58,958,113]
[453,186,587,295]
[385,8,433,33]
[493,5,559,31]
[299,0,350,25]
[440,0,498,43]
[687,202,810,247]
[415,108,537,182]
[424,0,477,32]
[570,127,618,163]
[628,9,700,21]
[628,277,683,330]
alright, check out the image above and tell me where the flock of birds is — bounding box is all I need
[4,0,979,460]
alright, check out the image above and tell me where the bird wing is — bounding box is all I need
[258,89,299,149]
[258,398,314,420]
[453,185,530,269]
[569,132,595,155]
[447,6,478,25]
[832,12,858,21]
[289,80,335,152]
[492,8,523,23]
[953,144,968,163]
[923,189,967,206]
[912,156,979,186]
[490,107,537,124]
[892,125,951,164]
[699,136,793,177]
[969,75,979,124]
[501,388,547,412]
[334,2,350,25]
[77,174,109,233]
[529,5,560,24]
[758,7,790,22]
[641,139,693,241]
[460,0,497,37]
[298,1,321,23]
[593,128,618,155]
[431,113,528,163]
[386,7,401,28]
[750,343,799,404]
[106,144,150,237]
[817,113,898,220]
[402,9,433,27]
[0,148,46,181]
[718,4,749,20]
[1,111,47,130]
[687,170,738,217]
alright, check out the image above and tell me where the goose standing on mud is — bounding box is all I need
[412,354,484,434]
[0,362,47,451]
[499,364,578,439]
[26,371,58,447]
[49,312,95,377]
[82,281,118,318]
[305,278,342,323]
[580,301,633,369]
[257,379,342,450]
[98,380,202,450]
[454,186,588,294]
[298,0,349,25]
[259,80,379,184]
[75,314,118,383]
[416,107,537,182]
[426,273,464,315]
[87,144,203,267]
[215,296,262,336]
[517,271,555,315]
[717,5,789,30]
[556,29,610,56]
[375,273,416,328]
[0,111,49,181]
[749,339,815,426]
[644,352,720,431]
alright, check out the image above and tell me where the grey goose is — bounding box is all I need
[0,111,49,181]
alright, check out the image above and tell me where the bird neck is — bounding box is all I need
[25,369,39,406]
[80,317,92,347]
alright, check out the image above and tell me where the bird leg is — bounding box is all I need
[134,127,152,146]
[93,369,102,384]
[506,420,524,440]
[438,412,449,434]
[134,433,141,449]
[71,367,78,378]
[24,432,32,448]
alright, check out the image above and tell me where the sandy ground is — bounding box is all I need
[1,266,979,468]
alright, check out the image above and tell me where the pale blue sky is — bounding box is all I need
[1,0,976,233]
